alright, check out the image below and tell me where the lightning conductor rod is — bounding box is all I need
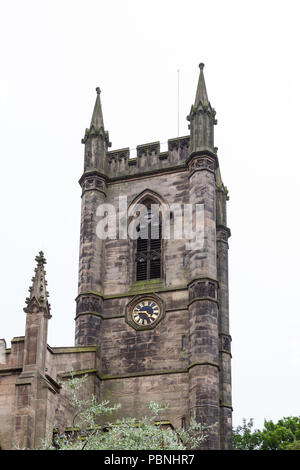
[177,69,180,137]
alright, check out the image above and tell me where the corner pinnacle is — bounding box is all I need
[89,87,104,132]
[194,62,209,108]
[24,251,51,316]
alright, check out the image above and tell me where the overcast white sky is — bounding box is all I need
[0,0,299,430]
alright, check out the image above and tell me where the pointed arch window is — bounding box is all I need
[136,202,162,281]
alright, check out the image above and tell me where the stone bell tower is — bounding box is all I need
[74,64,232,449]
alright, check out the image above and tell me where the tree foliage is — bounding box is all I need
[233,416,300,450]
[44,375,213,450]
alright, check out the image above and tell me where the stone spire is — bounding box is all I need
[81,87,110,173]
[187,63,217,154]
[194,63,209,108]
[90,87,105,133]
[24,251,51,317]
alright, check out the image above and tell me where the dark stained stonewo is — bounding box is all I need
[0,65,232,450]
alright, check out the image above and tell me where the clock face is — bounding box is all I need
[132,299,160,327]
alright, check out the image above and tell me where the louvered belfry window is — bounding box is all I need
[136,203,162,281]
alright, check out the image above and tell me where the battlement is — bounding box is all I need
[106,135,190,177]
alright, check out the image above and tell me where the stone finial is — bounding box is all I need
[35,251,46,267]
[199,63,205,70]
[24,251,51,316]
[96,87,101,95]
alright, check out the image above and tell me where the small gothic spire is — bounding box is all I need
[24,251,51,316]
[194,63,209,108]
[187,63,217,153]
[90,86,104,132]
[81,87,111,149]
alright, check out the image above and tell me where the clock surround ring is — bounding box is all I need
[125,293,165,331]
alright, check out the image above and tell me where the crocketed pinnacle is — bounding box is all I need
[82,87,110,146]
[187,62,216,121]
[90,87,104,132]
[194,63,209,109]
[24,251,51,315]
[187,63,217,153]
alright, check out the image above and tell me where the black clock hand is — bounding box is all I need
[139,310,152,317]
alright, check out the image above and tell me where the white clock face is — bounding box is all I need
[132,299,160,326]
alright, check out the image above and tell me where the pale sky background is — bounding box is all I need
[0,0,299,430]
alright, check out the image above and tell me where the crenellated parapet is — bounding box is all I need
[107,148,130,175]
[104,136,190,178]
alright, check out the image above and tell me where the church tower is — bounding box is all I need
[74,64,232,449]
[0,64,231,450]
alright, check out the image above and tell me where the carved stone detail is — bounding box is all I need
[81,175,106,195]
[137,142,160,158]
[216,225,231,244]
[76,294,103,316]
[189,279,218,302]
[220,334,231,353]
[108,148,130,174]
[108,148,130,160]
[188,155,215,176]
[168,137,190,152]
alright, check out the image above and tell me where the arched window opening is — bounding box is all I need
[136,203,162,281]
